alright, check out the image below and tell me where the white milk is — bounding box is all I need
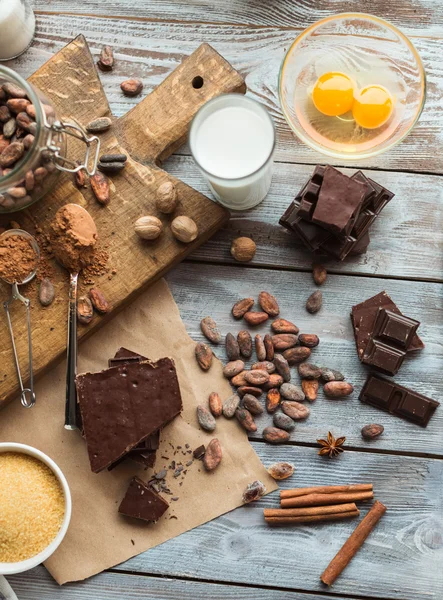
[0,0,35,61]
[190,95,275,210]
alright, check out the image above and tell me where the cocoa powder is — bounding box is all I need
[50,204,98,272]
[0,234,38,283]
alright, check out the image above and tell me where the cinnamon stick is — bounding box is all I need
[264,502,358,519]
[266,511,359,526]
[280,484,373,500]
[281,490,373,508]
[320,500,387,586]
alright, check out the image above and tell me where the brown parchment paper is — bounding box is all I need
[0,279,277,584]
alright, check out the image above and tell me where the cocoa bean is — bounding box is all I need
[263,373,284,390]
[273,412,295,431]
[306,290,322,314]
[98,161,125,174]
[100,153,127,163]
[223,360,245,379]
[25,169,34,191]
[266,388,281,413]
[120,78,144,97]
[98,45,114,71]
[225,332,240,360]
[197,405,216,431]
[298,362,322,380]
[324,381,354,398]
[86,117,112,133]
[302,379,319,402]
[195,342,213,371]
[280,383,305,402]
[2,83,27,98]
[242,480,266,503]
[312,263,327,286]
[263,426,290,444]
[273,353,291,382]
[255,334,266,361]
[361,424,384,440]
[238,386,262,398]
[258,291,280,316]
[0,105,11,123]
[200,316,222,344]
[235,407,257,432]
[26,104,36,119]
[38,277,55,307]
[264,333,274,361]
[3,119,17,139]
[34,167,48,182]
[203,438,222,471]
[244,370,270,386]
[298,333,320,348]
[7,187,26,199]
[16,112,36,134]
[320,367,345,383]
[231,371,248,387]
[232,297,254,319]
[267,462,294,480]
[6,99,30,114]
[283,346,311,365]
[237,330,253,358]
[242,394,264,415]
[271,318,299,334]
[77,295,93,324]
[91,171,110,205]
[272,334,298,351]
[0,135,9,153]
[22,134,34,150]
[222,393,241,418]
[89,288,111,313]
[281,401,310,420]
[74,162,87,188]
[243,311,269,326]
[251,361,275,374]
[208,392,223,417]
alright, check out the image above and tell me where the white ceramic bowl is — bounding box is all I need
[0,443,72,575]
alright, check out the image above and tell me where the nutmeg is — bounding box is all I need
[171,216,198,243]
[156,181,177,214]
[230,237,256,262]
[134,216,163,240]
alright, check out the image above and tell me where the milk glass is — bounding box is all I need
[0,0,35,61]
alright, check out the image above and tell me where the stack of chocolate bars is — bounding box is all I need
[279,165,395,260]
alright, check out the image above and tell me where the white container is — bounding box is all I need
[190,94,275,210]
[0,0,35,61]
[0,443,72,575]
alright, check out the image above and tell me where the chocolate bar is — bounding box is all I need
[360,374,439,427]
[361,308,420,375]
[118,476,169,522]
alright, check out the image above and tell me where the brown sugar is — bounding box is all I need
[0,452,65,562]
[50,203,98,272]
[0,234,38,283]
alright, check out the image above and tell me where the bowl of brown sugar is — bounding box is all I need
[0,443,71,574]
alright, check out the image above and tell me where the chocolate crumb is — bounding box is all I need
[185,443,190,449]
[193,445,206,459]
[131,539,135,545]
[186,460,193,467]
[171,497,179,501]
[169,515,178,520]
[155,469,167,480]
[177,445,182,449]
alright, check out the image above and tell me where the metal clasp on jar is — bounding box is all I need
[44,120,100,176]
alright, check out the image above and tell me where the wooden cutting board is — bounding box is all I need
[0,35,245,408]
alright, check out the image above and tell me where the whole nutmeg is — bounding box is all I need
[134,216,163,240]
[230,237,256,262]
[156,181,177,214]
[171,215,198,243]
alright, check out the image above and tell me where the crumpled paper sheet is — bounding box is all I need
[0,279,277,584]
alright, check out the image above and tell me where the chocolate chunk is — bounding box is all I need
[360,374,439,427]
[76,358,182,473]
[193,445,206,459]
[118,477,169,522]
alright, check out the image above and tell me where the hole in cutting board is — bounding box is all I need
[192,76,204,89]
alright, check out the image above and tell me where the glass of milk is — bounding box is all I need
[189,94,276,210]
[0,0,35,61]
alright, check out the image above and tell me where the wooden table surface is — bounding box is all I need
[7,1,443,598]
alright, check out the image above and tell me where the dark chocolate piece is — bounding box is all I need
[193,445,206,459]
[77,358,182,473]
[118,476,169,522]
[349,231,370,255]
[360,374,439,427]
[108,355,141,368]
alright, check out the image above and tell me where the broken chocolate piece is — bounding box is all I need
[193,445,206,459]
[118,476,169,522]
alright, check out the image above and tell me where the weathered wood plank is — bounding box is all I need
[9,568,363,600]
[166,156,443,282]
[10,13,443,173]
[166,262,443,456]
[33,0,443,37]
[111,444,443,600]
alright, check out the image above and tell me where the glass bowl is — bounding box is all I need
[278,13,426,160]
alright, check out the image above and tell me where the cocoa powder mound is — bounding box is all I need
[50,204,97,272]
[0,234,38,283]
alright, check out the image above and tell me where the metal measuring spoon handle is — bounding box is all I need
[64,272,79,430]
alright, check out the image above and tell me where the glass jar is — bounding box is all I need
[0,66,100,213]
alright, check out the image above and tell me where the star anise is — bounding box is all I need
[317,431,346,458]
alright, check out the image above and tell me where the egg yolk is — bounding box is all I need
[352,85,394,129]
[312,72,355,117]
